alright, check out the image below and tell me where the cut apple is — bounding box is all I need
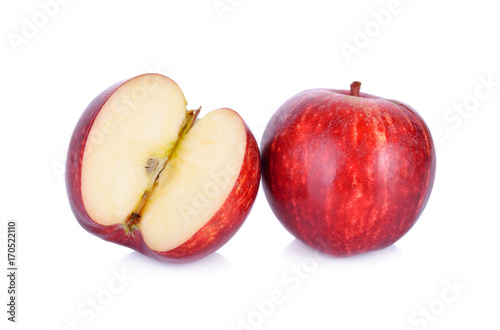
[66,73,260,262]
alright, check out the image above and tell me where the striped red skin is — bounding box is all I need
[261,88,436,256]
[66,78,260,263]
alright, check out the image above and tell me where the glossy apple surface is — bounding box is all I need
[66,73,260,263]
[261,82,436,256]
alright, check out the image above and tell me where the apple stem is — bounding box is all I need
[350,81,361,97]
[123,108,202,233]
[179,107,201,140]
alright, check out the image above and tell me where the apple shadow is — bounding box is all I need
[113,250,234,274]
[281,238,404,264]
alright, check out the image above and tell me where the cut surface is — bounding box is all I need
[81,75,247,252]
[81,74,187,226]
[139,109,246,251]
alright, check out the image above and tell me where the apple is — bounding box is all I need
[66,73,260,262]
[261,82,436,256]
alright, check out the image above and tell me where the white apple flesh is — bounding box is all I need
[66,74,261,262]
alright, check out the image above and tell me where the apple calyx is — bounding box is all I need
[350,81,362,97]
[123,107,201,234]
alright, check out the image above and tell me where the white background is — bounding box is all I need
[1,0,499,329]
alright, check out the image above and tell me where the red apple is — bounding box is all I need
[66,73,260,263]
[261,82,436,256]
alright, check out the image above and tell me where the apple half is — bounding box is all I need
[66,73,260,262]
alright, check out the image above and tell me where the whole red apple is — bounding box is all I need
[66,73,260,263]
[261,82,436,256]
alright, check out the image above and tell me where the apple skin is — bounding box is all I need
[66,75,261,263]
[261,86,436,256]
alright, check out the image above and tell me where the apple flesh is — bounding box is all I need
[261,82,436,256]
[66,73,260,262]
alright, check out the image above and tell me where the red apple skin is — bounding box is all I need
[66,75,261,263]
[261,87,436,256]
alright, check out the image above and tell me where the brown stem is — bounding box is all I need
[350,81,361,97]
